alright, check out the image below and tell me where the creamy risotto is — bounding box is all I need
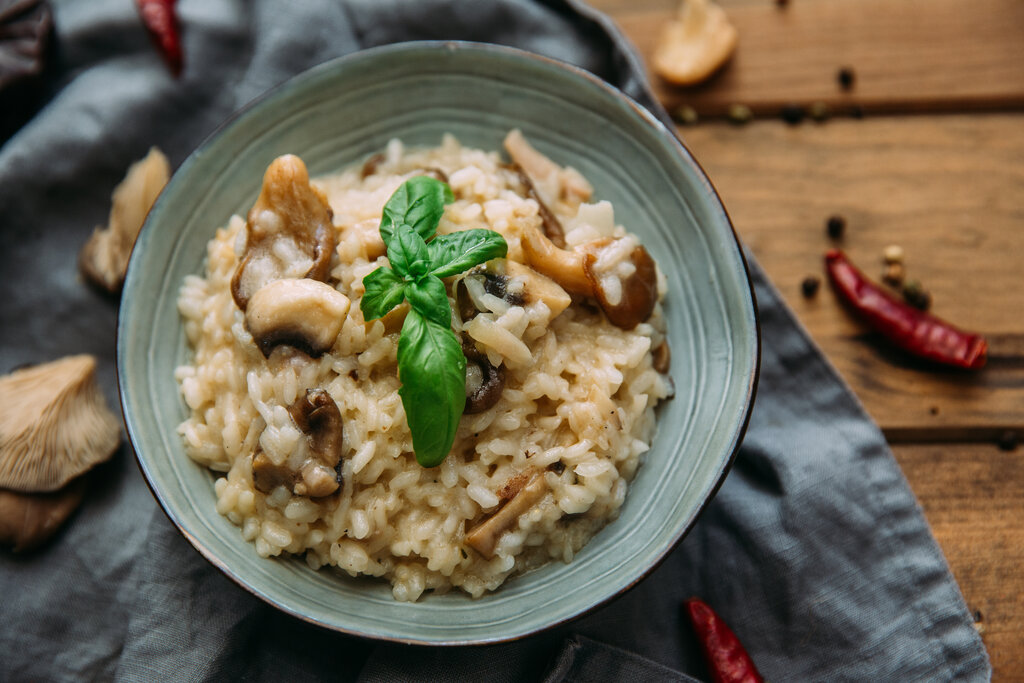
[175,131,673,600]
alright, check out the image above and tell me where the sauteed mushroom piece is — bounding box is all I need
[252,389,344,498]
[230,155,336,310]
[244,278,351,358]
[462,338,505,414]
[503,130,592,209]
[465,469,548,558]
[519,224,658,330]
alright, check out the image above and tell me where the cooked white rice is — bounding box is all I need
[175,134,671,600]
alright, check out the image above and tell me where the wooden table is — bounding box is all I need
[592,0,1024,677]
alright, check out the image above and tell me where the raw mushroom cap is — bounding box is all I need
[0,355,121,492]
[653,0,739,87]
[244,278,351,358]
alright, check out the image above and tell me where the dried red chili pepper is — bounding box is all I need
[684,597,764,683]
[136,0,182,76]
[825,249,986,369]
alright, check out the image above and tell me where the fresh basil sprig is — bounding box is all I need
[360,176,508,467]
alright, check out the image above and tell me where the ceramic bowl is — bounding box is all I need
[118,41,759,645]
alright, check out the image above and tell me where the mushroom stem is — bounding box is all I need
[518,223,593,297]
[465,470,548,558]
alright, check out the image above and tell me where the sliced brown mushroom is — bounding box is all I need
[653,0,738,87]
[503,130,592,209]
[252,389,344,498]
[244,278,351,358]
[0,478,86,552]
[465,469,548,558]
[462,338,505,414]
[583,244,659,330]
[519,223,658,330]
[0,355,121,493]
[230,154,336,310]
[508,162,566,248]
[79,147,170,293]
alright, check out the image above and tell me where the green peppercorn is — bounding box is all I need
[902,280,931,311]
[672,105,699,126]
[809,101,831,122]
[727,103,753,125]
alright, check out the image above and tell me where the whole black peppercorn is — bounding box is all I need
[902,280,931,311]
[849,104,865,119]
[997,431,1018,452]
[826,215,846,239]
[801,276,820,298]
[780,104,805,125]
[837,66,856,90]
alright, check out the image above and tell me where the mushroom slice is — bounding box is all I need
[503,130,593,210]
[518,222,595,298]
[244,278,351,358]
[465,469,548,558]
[0,355,120,493]
[504,261,571,320]
[252,389,345,498]
[520,221,657,330]
[79,147,170,293]
[653,0,738,87]
[0,478,86,552]
[462,338,505,414]
[583,243,659,330]
[230,154,336,310]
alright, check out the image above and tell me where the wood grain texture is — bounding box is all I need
[598,0,1024,116]
[893,443,1024,681]
[676,114,1024,437]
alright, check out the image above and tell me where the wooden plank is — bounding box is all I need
[674,114,1024,436]
[892,443,1024,681]
[595,0,1024,116]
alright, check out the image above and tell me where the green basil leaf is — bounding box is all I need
[360,266,407,321]
[406,275,450,328]
[380,176,455,246]
[397,309,466,467]
[387,223,431,279]
[427,229,509,279]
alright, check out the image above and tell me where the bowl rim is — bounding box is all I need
[118,39,761,645]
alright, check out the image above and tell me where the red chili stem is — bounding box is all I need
[684,598,764,683]
[824,249,987,369]
[135,0,182,76]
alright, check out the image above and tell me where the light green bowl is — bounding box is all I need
[118,41,759,645]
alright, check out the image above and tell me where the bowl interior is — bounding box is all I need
[118,41,758,645]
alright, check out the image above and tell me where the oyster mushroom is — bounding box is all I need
[79,147,170,293]
[653,0,738,87]
[0,355,120,493]
[0,479,86,552]
[465,469,548,558]
[519,224,658,330]
[252,389,344,498]
[0,356,120,552]
[230,154,336,310]
[244,278,351,358]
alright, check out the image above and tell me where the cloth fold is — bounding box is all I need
[0,0,988,680]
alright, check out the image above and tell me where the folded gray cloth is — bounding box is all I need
[0,0,989,680]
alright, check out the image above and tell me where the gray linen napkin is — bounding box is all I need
[0,0,989,680]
